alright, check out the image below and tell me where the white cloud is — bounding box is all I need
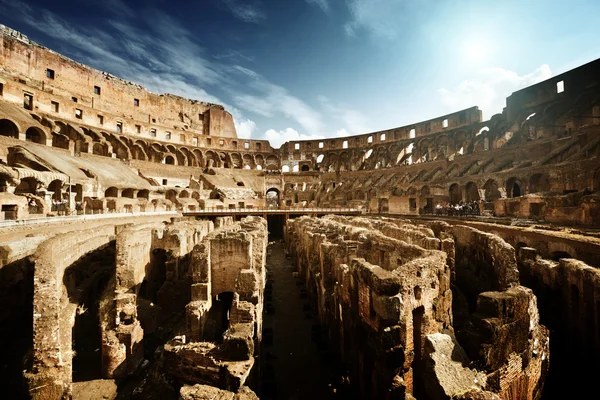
[222,0,266,23]
[264,128,325,149]
[235,118,257,139]
[438,64,552,119]
[230,69,326,134]
[306,0,330,13]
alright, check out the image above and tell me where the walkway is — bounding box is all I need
[260,240,354,399]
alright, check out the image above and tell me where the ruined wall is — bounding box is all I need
[518,251,600,399]
[286,215,549,400]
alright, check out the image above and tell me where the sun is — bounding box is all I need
[463,40,489,62]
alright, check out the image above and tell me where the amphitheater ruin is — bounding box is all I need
[0,24,599,400]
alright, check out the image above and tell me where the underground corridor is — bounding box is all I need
[259,218,356,399]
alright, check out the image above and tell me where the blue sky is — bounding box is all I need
[1,0,600,147]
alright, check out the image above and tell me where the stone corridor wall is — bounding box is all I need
[286,215,549,400]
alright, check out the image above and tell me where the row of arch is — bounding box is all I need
[0,116,281,171]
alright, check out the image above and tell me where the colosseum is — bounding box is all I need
[0,23,599,400]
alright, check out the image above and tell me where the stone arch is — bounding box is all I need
[48,179,64,201]
[179,147,196,167]
[179,190,190,198]
[266,155,279,169]
[205,150,219,168]
[105,187,118,198]
[93,142,109,156]
[193,149,205,168]
[52,132,70,149]
[483,179,501,201]
[301,164,310,172]
[0,118,20,138]
[506,177,524,198]
[266,187,280,208]
[164,155,175,165]
[465,181,480,202]
[15,177,40,195]
[25,126,46,144]
[449,183,461,204]
[137,189,149,200]
[121,188,134,199]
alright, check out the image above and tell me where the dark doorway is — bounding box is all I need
[267,215,285,240]
[65,242,116,383]
[412,306,429,399]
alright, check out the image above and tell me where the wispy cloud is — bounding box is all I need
[438,65,552,119]
[306,0,330,13]
[229,68,326,134]
[344,0,424,39]
[222,0,266,23]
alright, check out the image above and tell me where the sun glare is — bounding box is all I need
[463,40,489,62]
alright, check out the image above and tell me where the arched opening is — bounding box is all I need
[0,119,19,138]
[449,183,461,204]
[530,173,550,193]
[179,190,190,198]
[164,155,175,165]
[137,189,149,200]
[465,182,480,202]
[25,127,46,144]
[266,188,280,209]
[0,174,10,192]
[48,179,63,201]
[105,187,118,198]
[65,242,116,383]
[281,165,290,173]
[484,179,501,201]
[121,188,134,199]
[301,164,310,172]
[15,177,39,195]
[506,178,524,198]
[52,133,70,150]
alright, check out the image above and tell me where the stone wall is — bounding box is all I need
[286,215,549,400]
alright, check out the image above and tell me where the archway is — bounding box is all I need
[25,127,46,144]
[483,179,501,201]
[121,188,134,199]
[266,188,280,209]
[137,189,150,200]
[0,119,19,138]
[164,155,175,165]
[449,183,461,204]
[506,178,524,198]
[465,182,480,202]
[48,180,63,201]
[105,187,118,198]
[301,164,310,172]
[15,177,39,195]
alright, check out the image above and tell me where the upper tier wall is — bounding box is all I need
[0,25,238,141]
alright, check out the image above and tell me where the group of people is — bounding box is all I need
[422,200,485,216]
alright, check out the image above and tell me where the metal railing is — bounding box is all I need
[184,206,361,214]
[0,210,179,228]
